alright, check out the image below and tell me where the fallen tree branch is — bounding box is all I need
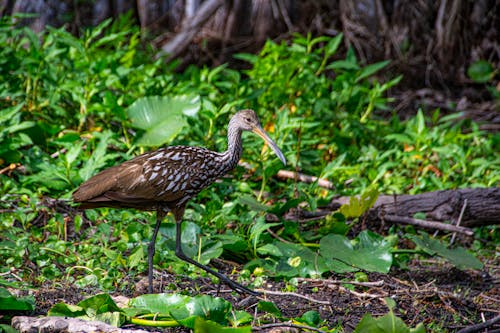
[329,188,499,228]
[383,214,474,236]
[12,316,147,333]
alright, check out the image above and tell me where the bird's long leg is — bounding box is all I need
[148,208,167,293]
[173,209,260,296]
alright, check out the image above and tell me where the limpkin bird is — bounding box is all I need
[73,109,286,295]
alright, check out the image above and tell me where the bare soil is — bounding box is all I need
[19,253,499,332]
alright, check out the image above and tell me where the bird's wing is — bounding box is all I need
[73,147,219,205]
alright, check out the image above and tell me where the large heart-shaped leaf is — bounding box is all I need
[320,231,392,273]
[130,294,232,329]
[126,95,200,146]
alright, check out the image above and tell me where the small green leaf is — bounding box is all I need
[339,188,379,218]
[467,60,494,83]
[356,60,390,82]
[128,246,144,268]
[299,310,321,326]
[324,33,343,57]
[257,301,282,317]
[228,310,253,326]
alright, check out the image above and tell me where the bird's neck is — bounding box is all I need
[220,121,243,172]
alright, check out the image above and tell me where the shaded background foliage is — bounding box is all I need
[1,0,498,93]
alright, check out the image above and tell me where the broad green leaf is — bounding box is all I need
[129,293,187,314]
[354,310,426,333]
[194,317,251,333]
[320,231,392,273]
[0,287,35,311]
[126,95,200,146]
[130,294,232,329]
[48,303,85,317]
[406,232,483,270]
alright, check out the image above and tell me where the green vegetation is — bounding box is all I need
[0,15,497,331]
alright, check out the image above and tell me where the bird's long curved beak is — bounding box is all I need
[252,126,287,165]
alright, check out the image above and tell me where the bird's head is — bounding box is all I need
[233,109,287,165]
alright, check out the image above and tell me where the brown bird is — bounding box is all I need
[73,109,286,295]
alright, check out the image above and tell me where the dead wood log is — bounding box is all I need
[12,316,148,333]
[328,188,500,228]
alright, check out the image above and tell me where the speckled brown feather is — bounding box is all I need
[73,146,229,210]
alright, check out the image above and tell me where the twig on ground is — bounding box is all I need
[296,277,384,288]
[456,314,500,333]
[256,289,331,305]
[254,322,325,332]
[276,170,335,189]
[383,214,474,236]
[336,285,387,299]
[450,199,467,245]
[0,163,21,175]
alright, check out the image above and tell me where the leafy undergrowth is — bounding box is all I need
[0,15,498,332]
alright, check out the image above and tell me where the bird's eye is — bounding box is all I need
[245,117,251,122]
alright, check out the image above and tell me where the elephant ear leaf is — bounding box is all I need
[127,95,200,146]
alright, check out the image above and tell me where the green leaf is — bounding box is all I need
[237,194,269,212]
[257,301,282,317]
[126,95,200,146]
[48,303,86,317]
[324,33,343,57]
[194,317,251,333]
[0,287,35,311]
[320,231,392,273]
[128,246,144,268]
[228,310,253,326]
[339,187,379,218]
[0,324,19,333]
[356,60,390,82]
[250,218,281,256]
[77,293,123,315]
[406,232,483,270]
[130,294,232,329]
[467,60,494,83]
[299,310,321,326]
[259,241,328,278]
[354,311,426,333]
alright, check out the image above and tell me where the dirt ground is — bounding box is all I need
[23,253,499,332]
